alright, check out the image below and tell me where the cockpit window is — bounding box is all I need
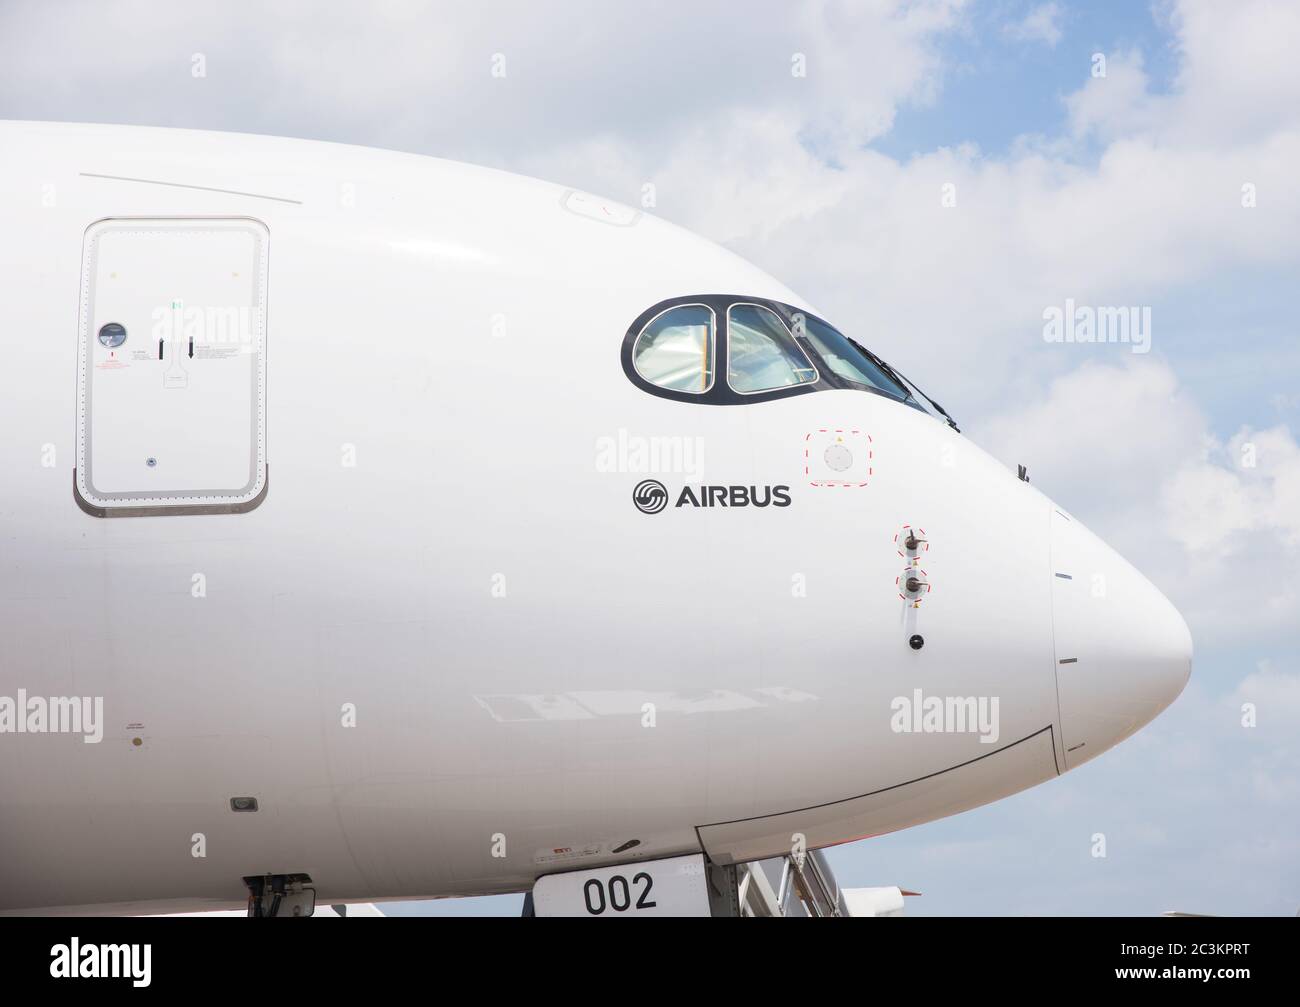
[726,303,818,394]
[620,294,959,428]
[795,315,910,401]
[632,304,715,394]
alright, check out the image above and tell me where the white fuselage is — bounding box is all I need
[0,122,1191,914]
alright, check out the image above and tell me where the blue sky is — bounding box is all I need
[873,1,1183,161]
[3,0,1295,915]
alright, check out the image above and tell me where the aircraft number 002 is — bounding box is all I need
[582,872,655,914]
[531,853,712,917]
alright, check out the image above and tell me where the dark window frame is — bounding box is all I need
[621,293,920,409]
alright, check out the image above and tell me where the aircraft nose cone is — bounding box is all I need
[1117,580,1193,709]
[1051,511,1192,770]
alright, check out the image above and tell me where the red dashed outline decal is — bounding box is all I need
[894,524,930,559]
[896,567,932,606]
[805,428,872,488]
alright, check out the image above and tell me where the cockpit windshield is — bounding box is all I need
[621,294,960,431]
[797,315,960,431]
[796,316,911,401]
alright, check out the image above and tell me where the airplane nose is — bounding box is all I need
[1050,509,1192,770]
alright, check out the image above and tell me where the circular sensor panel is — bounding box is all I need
[824,443,854,472]
[98,322,127,348]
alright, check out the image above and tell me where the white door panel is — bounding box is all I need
[75,217,269,515]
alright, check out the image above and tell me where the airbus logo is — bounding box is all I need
[632,479,669,514]
[633,481,791,513]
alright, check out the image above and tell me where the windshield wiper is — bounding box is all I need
[850,339,961,433]
[890,365,960,432]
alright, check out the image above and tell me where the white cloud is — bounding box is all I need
[1004,2,1064,48]
[1064,49,1166,141]
[978,358,1207,519]
[1167,0,1300,144]
[0,0,967,161]
[977,357,1300,645]
[1162,426,1300,555]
